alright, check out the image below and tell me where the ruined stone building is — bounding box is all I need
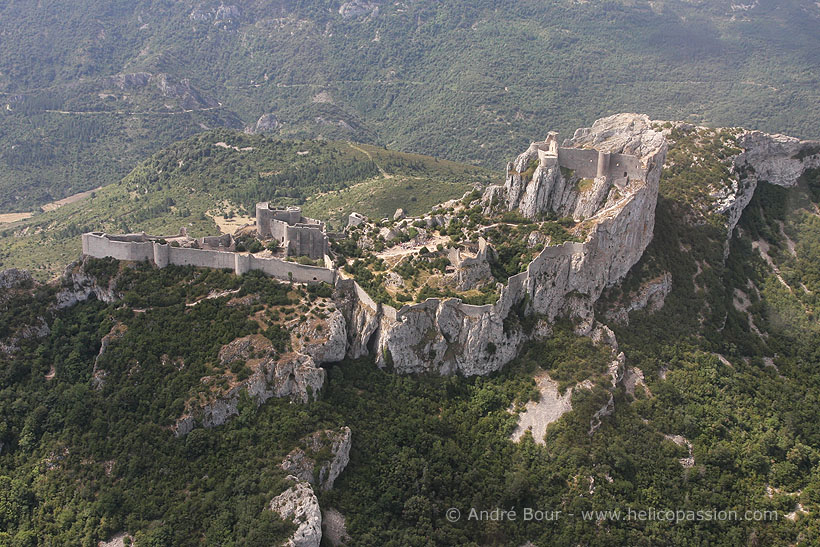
[255,204,328,259]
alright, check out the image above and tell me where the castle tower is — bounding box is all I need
[596,151,611,179]
[545,131,558,155]
[538,132,560,168]
[234,253,251,276]
[153,241,170,268]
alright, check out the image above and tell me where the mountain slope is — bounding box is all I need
[2,0,820,211]
[0,131,493,278]
[2,120,820,544]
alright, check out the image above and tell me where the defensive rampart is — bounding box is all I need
[81,232,335,284]
[554,147,644,181]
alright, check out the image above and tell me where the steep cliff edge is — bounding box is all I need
[341,114,668,375]
[659,123,820,243]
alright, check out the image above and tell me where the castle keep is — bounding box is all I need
[535,132,644,188]
[255,204,328,259]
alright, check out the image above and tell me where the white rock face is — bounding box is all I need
[710,129,819,238]
[296,310,347,363]
[322,508,351,547]
[55,258,118,309]
[173,333,331,436]
[605,272,672,325]
[91,322,128,389]
[511,371,586,444]
[0,268,32,290]
[269,477,322,547]
[250,113,280,133]
[281,427,352,491]
[502,113,667,221]
[340,114,667,376]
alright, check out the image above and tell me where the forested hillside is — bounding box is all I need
[2,0,819,210]
[0,131,491,278]
[2,124,820,544]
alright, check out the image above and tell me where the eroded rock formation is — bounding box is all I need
[173,319,339,435]
[339,114,668,376]
[717,130,820,237]
[281,427,352,491]
[269,477,323,547]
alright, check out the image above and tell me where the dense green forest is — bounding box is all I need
[2,130,820,544]
[1,0,819,211]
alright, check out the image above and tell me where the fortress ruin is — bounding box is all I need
[533,131,644,188]
[255,204,328,259]
[78,114,668,377]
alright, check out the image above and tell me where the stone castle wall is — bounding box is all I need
[82,233,335,284]
[339,115,668,376]
[555,147,644,180]
[257,203,328,259]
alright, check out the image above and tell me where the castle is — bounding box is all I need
[78,113,668,376]
[534,131,644,188]
[255,204,328,259]
[81,202,336,284]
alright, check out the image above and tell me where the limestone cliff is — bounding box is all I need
[502,114,667,221]
[717,130,820,237]
[55,257,119,309]
[172,320,340,436]
[281,427,352,491]
[339,114,667,375]
[269,477,323,547]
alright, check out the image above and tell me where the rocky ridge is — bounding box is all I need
[172,325,342,436]
[271,428,352,547]
[281,427,352,491]
[339,113,668,376]
[269,477,323,547]
[711,129,820,240]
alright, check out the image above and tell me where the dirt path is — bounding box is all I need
[347,142,392,178]
[41,105,224,116]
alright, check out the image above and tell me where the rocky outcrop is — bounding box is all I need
[322,508,351,547]
[269,477,322,547]
[189,3,241,26]
[668,124,820,241]
[91,322,128,389]
[97,532,134,547]
[54,258,118,309]
[105,72,219,110]
[604,272,672,325]
[0,268,48,356]
[295,310,347,363]
[511,371,588,444]
[249,113,280,133]
[502,114,666,221]
[173,332,332,436]
[339,1,379,18]
[339,114,667,375]
[0,268,33,291]
[281,427,352,491]
[719,132,820,234]
[445,238,495,291]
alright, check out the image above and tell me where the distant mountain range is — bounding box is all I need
[2,0,819,211]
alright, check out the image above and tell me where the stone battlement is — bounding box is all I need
[528,133,646,187]
[82,232,335,284]
[256,204,328,259]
